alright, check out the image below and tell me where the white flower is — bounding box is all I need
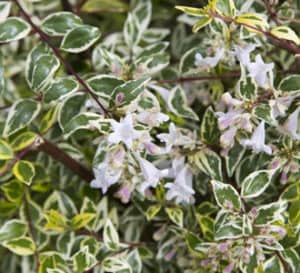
[216,110,243,130]
[91,161,122,193]
[165,166,195,204]
[240,121,272,154]
[136,111,169,127]
[195,48,224,69]
[108,114,142,149]
[247,55,274,89]
[157,123,194,153]
[233,43,257,66]
[220,126,238,148]
[138,157,163,192]
[280,107,300,140]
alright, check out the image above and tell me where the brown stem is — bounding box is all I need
[210,11,300,58]
[156,71,241,84]
[12,0,110,117]
[38,138,94,182]
[60,0,73,12]
[0,144,33,177]
[276,251,292,273]
[263,0,280,25]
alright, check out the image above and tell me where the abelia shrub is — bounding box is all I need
[0,0,300,272]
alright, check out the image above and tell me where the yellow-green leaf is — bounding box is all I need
[71,213,95,230]
[44,210,68,232]
[193,16,213,33]
[146,205,161,221]
[10,132,37,152]
[0,140,14,160]
[39,105,58,134]
[235,13,269,31]
[13,160,35,185]
[271,26,300,45]
[81,0,128,13]
[175,6,205,17]
[3,237,35,256]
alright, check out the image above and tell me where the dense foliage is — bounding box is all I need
[1,0,300,272]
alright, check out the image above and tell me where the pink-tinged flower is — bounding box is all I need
[91,161,122,193]
[280,107,300,140]
[157,123,194,153]
[220,92,243,108]
[216,110,242,130]
[195,48,224,69]
[247,54,274,89]
[136,111,169,127]
[201,259,211,267]
[108,114,142,149]
[220,126,237,148]
[217,242,229,252]
[280,170,288,184]
[116,184,132,203]
[165,249,176,261]
[138,157,163,192]
[165,166,195,204]
[240,121,272,155]
[233,43,257,66]
[223,263,234,273]
[270,95,296,118]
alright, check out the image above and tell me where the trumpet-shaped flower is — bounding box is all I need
[280,107,300,140]
[165,166,195,204]
[195,49,224,69]
[108,114,142,149]
[247,55,274,89]
[240,121,272,154]
[233,43,257,66]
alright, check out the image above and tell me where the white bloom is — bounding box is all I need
[138,157,163,192]
[91,161,122,193]
[108,114,142,149]
[165,166,195,204]
[280,107,300,140]
[220,126,238,148]
[240,121,272,154]
[233,43,257,66]
[136,111,169,127]
[247,55,274,89]
[220,92,243,108]
[216,110,243,130]
[195,48,224,69]
[157,123,194,153]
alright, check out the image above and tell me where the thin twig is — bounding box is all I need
[12,0,110,117]
[275,251,292,273]
[156,71,241,84]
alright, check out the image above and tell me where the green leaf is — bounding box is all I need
[146,204,161,221]
[60,25,101,53]
[271,26,299,45]
[255,201,287,226]
[0,140,14,160]
[0,17,31,43]
[278,75,300,95]
[102,257,131,272]
[87,75,124,103]
[0,2,11,23]
[10,132,37,152]
[41,12,82,36]
[235,13,269,31]
[241,169,275,199]
[179,47,203,75]
[3,99,41,137]
[196,214,214,240]
[237,67,257,100]
[200,106,220,145]
[44,78,79,103]
[168,86,198,120]
[39,105,58,134]
[103,219,119,250]
[175,6,205,16]
[44,210,68,232]
[58,93,86,130]
[72,246,97,272]
[0,219,27,243]
[263,256,284,273]
[13,160,35,186]
[165,207,183,227]
[70,213,95,230]
[1,180,24,202]
[195,148,223,180]
[2,237,35,256]
[112,76,151,107]
[38,252,67,273]
[211,180,242,211]
[225,143,245,177]
[81,0,128,13]
[193,16,212,33]
[31,54,60,91]
[281,249,300,273]
[127,249,142,273]
[253,103,276,125]
[214,211,243,240]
